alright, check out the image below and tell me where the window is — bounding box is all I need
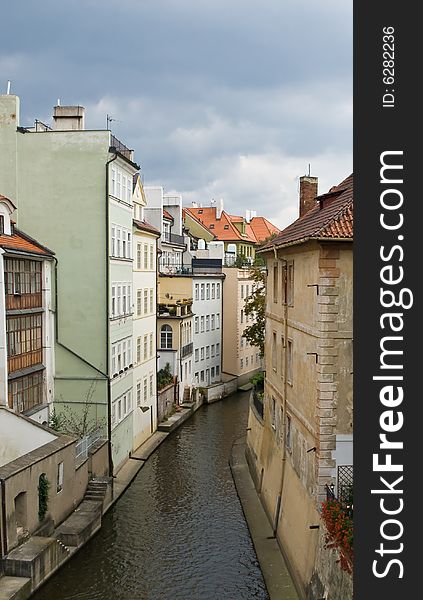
[216,283,220,299]
[211,366,215,378]
[161,325,172,349]
[273,263,278,303]
[117,172,121,198]
[200,370,204,382]
[111,226,116,256]
[271,397,276,430]
[206,284,210,300]
[216,365,220,376]
[195,349,199,362]
[8,372,43,413]
[111,168,116,196]
[144,289,148,314]
[112,346,116,374]
[111,336,132,375]
[149,374,154,398]
[144,244,148,269]
[211,344,215,357]
[286,415,292,450]
[149,333,153,358]
[137,381,141,405]
[137,290,142,316]
[287,340,293,384]
[240,336,244,348]
[143,377,148,403]
[206,315,210,331]
[150,245,154,270]
[200,284,205,300]
[195,372,199,383]
[195,284,199,301]
[57,462,64,493]
[200,347,205,360]
[144,335,148,359]
[211,314,215,330]
[211,283,215,299]
[200,316,205,333]
[240,358,244,369]
[149,289,154,314]
[206,346,210,359]
[137,337,142,363]
[240,310,243,324]
[287,262,294,306]
[241,285,244,299]
[216,343,220,355]
[246,356,249,367]
[137,243,142,269]
[272,332,277,371]
[194,317,199,334]
[216,314,220,329]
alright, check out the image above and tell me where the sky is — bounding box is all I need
[1,0,352,230]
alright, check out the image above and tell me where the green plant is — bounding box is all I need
[250,371,265,389]
[157,363,174,391]
[38,474,50,521]
[242,266,266,356]
[321,499,354,573]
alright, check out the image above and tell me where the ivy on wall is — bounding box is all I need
[38,473,50,521]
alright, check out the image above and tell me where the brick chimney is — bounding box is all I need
[299,176,318,217]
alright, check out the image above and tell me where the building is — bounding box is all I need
[144,188,193,404]
[0,95,140,474]
[0,195,55,425]
[222,266,262,386]
[246,174,353,596]
[132,175,160,448]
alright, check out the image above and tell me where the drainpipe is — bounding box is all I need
[1,477,7,557]
[105,151,119,476]
[272,245,288,537]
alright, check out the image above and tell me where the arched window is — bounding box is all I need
[160,324,172,349]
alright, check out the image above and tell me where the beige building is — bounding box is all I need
[222,266,262,386]
[246,175,353,597]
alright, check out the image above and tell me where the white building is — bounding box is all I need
[0,195,55,425]
[190,242,225,388]
[131,175,160,448]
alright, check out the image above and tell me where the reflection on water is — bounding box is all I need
[33,392,268,600]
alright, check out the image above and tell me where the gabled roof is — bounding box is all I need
[249,216,280,244]
[0,227,54,257]
[163,209,174,221]
[260,174,353,251]
[182,208,216,240]
[184,207,256,243]
[133,219,160,236]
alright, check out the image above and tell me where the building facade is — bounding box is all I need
[0,195,55,425]
[132,175,160,448]
[0,95,141,473]
[246,175,353,596]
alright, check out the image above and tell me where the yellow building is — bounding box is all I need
[246,174,353,597]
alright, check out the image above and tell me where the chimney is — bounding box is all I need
[299,175,318,217]
[192,201,198,208]
[53,105,85,130]
[245,209,251,223]
[216,198,224,220]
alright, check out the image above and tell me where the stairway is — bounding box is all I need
[83,478,109,506]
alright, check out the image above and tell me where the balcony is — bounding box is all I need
[159,263,193,276]
[161,232,186,247]
[110,134,134,161]
[181,342,193,358]
[158,302,193,318]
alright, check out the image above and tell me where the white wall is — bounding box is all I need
[0,406,57,467]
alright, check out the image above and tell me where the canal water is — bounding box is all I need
[33,391,269,600]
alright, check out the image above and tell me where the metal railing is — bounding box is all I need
[110,134,133,160]
[252,386,264,419]
[161,232,186,246]
[181,342,193,358]
[159,262,192,275]
[325,466,353,518]
[75,429,105,460]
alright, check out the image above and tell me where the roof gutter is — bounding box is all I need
[258,236,353,254]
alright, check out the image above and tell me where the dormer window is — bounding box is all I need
[198,209,203,214]
[224,224,229,229]
[0,195,17,236]
[0,215,4,235]
[209,224,215,229]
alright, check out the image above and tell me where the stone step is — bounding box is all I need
[0,575,32,600]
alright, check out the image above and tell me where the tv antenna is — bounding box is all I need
[106,114,122,130]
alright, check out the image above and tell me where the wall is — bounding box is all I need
[157,383,176,423]
[0,408,56,466]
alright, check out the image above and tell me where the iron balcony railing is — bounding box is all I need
[252,386,264,419]
[161,232,186,246]
[110,134,133,161]
[75,428,106,460]
[325,465,353,517]
[159,262,192,276]
[181,342,193,358]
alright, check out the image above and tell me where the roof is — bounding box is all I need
[133,219,160,236]
[182,208,216,239]
[0,227,54,257]
[249,216,280,243]
[184,207,256,243]
[163,209,174,221]
[260,174,353,251]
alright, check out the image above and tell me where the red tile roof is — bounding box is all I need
[133,219,160,236]
[185,207,256,243]
[261,174,353,251]
[249,216,280,243]
[0,227,54,256]
[182,208,216,239]
[163,209,174,221]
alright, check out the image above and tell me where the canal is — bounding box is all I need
[33,391,269,600]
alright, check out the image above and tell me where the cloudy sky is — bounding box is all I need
[1,0,352,229]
